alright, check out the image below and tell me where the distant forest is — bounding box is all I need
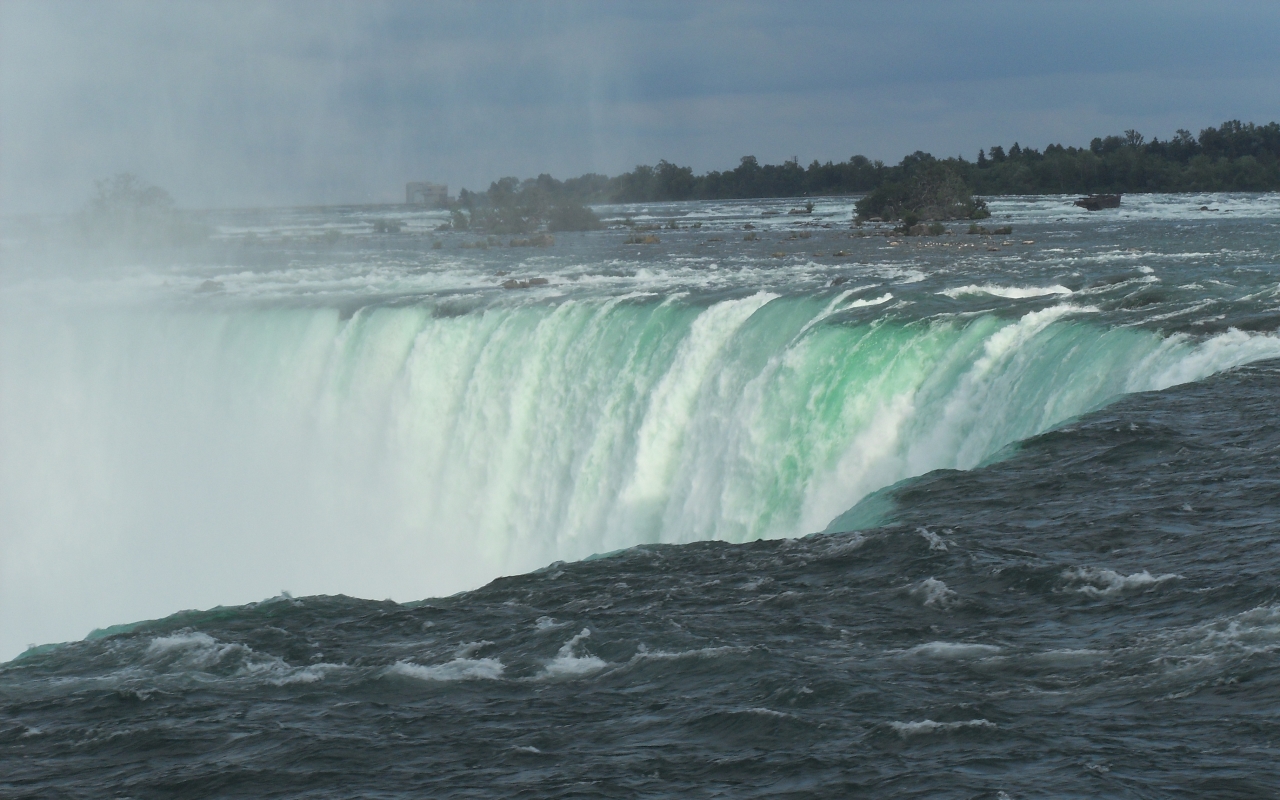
[462,120,1280,207]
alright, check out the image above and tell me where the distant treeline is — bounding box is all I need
[966,120,1280,195]
[466,120,1280,206]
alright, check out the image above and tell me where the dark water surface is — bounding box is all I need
[4,360,1279,798]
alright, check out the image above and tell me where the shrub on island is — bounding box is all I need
[855,160,990,225]
[76,173,210,248]
[445,175,602,235]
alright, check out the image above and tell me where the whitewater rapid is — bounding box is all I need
[3,192,1280,660]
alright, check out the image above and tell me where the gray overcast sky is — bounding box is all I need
[2,0,1279,212]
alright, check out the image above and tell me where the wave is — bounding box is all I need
[1061,567,1182,597]
[4,293,1280,659]
[889,719,997,736]
[940,284,1073,299]
[389,656,505,682]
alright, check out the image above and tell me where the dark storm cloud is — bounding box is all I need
[2,0,1278,211]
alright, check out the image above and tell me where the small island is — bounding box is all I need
[852,158,990,230]
[442,175,603,234]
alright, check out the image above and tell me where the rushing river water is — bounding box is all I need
[2,194,1279,797]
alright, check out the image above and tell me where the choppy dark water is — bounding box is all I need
[4,357,1279,798]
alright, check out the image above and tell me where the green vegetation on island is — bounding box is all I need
[458,120,1280,210]
[853,158,990,223]
[446,175,604,234]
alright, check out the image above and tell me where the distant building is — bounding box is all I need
[406,182,449,207]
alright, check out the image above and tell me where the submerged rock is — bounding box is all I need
[1074,194,1122,211]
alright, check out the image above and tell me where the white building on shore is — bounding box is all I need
[405,182,449,207]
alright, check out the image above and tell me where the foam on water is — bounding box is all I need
[389,657,505,682]
[940,283,1073,299]
[845,291,894,307]
[541,628,608,678]
[628,644,743,663]
[910,578,957,609]
[984,191,1280,223]
[918,528,949,551]
[1062,567,1182,596]
[61,630,349,688]
[1164,604,1280,657]
[889,719,997,736]
[901,642,1001,658]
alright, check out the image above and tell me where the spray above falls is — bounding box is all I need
[3,193,1280,660]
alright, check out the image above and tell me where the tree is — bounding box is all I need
[445,174,601,234]
[89,173,175,216]
[77,173,206,247]
[655,160,696,200]
[855,161,989,222]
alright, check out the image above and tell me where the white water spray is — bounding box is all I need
[3,293,1279,659]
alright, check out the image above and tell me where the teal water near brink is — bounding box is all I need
[2,194,1280,796]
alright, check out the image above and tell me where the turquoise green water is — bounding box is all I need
[5,294,1273,628]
